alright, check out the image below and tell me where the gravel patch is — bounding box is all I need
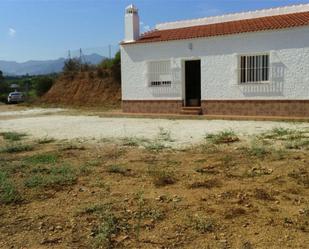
[0,114,308,147]
[0,108,64,117]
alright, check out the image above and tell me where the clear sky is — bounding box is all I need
[1,0,308,62]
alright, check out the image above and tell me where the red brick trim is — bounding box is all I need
[202,100,309,117]
[122,100,183,114]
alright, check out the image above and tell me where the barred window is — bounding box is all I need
[150,81,171,87]
[147,60,172,87]
[239,54,269,83]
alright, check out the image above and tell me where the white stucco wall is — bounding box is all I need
[121,26,309,101]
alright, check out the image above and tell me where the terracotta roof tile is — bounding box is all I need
[122,11,309,45]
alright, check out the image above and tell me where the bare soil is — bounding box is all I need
[0,128,309,248]
[41,73,121,108]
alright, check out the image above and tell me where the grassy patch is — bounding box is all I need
[144,141,168,152]
[260,127,307,141]
[0,171,21,204]
[1,132,27,141]
[121,137,149,147]
[205,130,239,144]
[285,139,309,150]
[1,143,34,153]
[60,142,86,151]
[24,164,77,188]
[24,153,58,165]
[243,141,271,159]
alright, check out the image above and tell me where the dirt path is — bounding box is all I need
[1,109,309,147]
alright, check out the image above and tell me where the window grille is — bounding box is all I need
[147,60,172,87]
[239,54,270,83]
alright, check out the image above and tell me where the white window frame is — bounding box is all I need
[147,60,172,87]
[238,53,270,84]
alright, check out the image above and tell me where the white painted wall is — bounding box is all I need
[121,26,309,101]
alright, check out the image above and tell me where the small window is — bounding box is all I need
[239,54,269,83]
[147,60,172,87]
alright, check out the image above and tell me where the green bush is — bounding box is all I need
[35,76,54,96]
[63,58,81,73]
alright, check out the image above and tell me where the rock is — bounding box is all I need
[155,195,167,202]
[79,187,86,192]
[40,237,62,244]
[55,225,63,230]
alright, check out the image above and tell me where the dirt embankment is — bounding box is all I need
[42,72,121,107]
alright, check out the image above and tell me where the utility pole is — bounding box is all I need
[68,50,71,60]
[79,48,82,63]
[108,45,112,59]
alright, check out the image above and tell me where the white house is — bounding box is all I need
[120,4,309,117]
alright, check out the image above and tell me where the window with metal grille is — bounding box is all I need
[147,60,172,87]
[239,54,270,83]
[150,81,172,87]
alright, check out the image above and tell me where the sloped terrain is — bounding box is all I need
[42,72,121,107]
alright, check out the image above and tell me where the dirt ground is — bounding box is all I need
[1,105,309,148]
[0,105,309,249]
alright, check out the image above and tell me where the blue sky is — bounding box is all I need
[1,0,308,62]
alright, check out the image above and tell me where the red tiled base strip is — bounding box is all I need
[122,100,183,114]
[122,100,309,117]
[202,100,309,117]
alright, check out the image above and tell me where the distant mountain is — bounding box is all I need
[0,53,105,76]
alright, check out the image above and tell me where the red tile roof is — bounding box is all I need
[122,11,309,45]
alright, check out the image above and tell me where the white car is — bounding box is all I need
[7,92,24,104]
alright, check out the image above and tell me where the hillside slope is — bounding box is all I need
[42,72,121,107]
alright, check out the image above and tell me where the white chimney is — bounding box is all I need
[124,4,140,42]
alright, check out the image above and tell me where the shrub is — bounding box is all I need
[94,208,119,248]
[63,58,81,73]
[35,76,54,96]
[189,215,215,233]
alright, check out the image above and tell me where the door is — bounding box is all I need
[185,60,201,107]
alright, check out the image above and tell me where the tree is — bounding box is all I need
[35,76,54,96]
[0,70,4,82]
[63,58,81,73]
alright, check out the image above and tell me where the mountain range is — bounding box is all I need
[0,53,105,76]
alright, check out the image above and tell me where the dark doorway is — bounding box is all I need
[185,60,201,107]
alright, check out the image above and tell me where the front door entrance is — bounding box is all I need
[185,60,201,107]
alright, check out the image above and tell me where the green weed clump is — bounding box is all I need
[1,132,27,141]
[0,171,21,204]
[24,164,77,188]
[205,130,239,144]
[1,143,34,153]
